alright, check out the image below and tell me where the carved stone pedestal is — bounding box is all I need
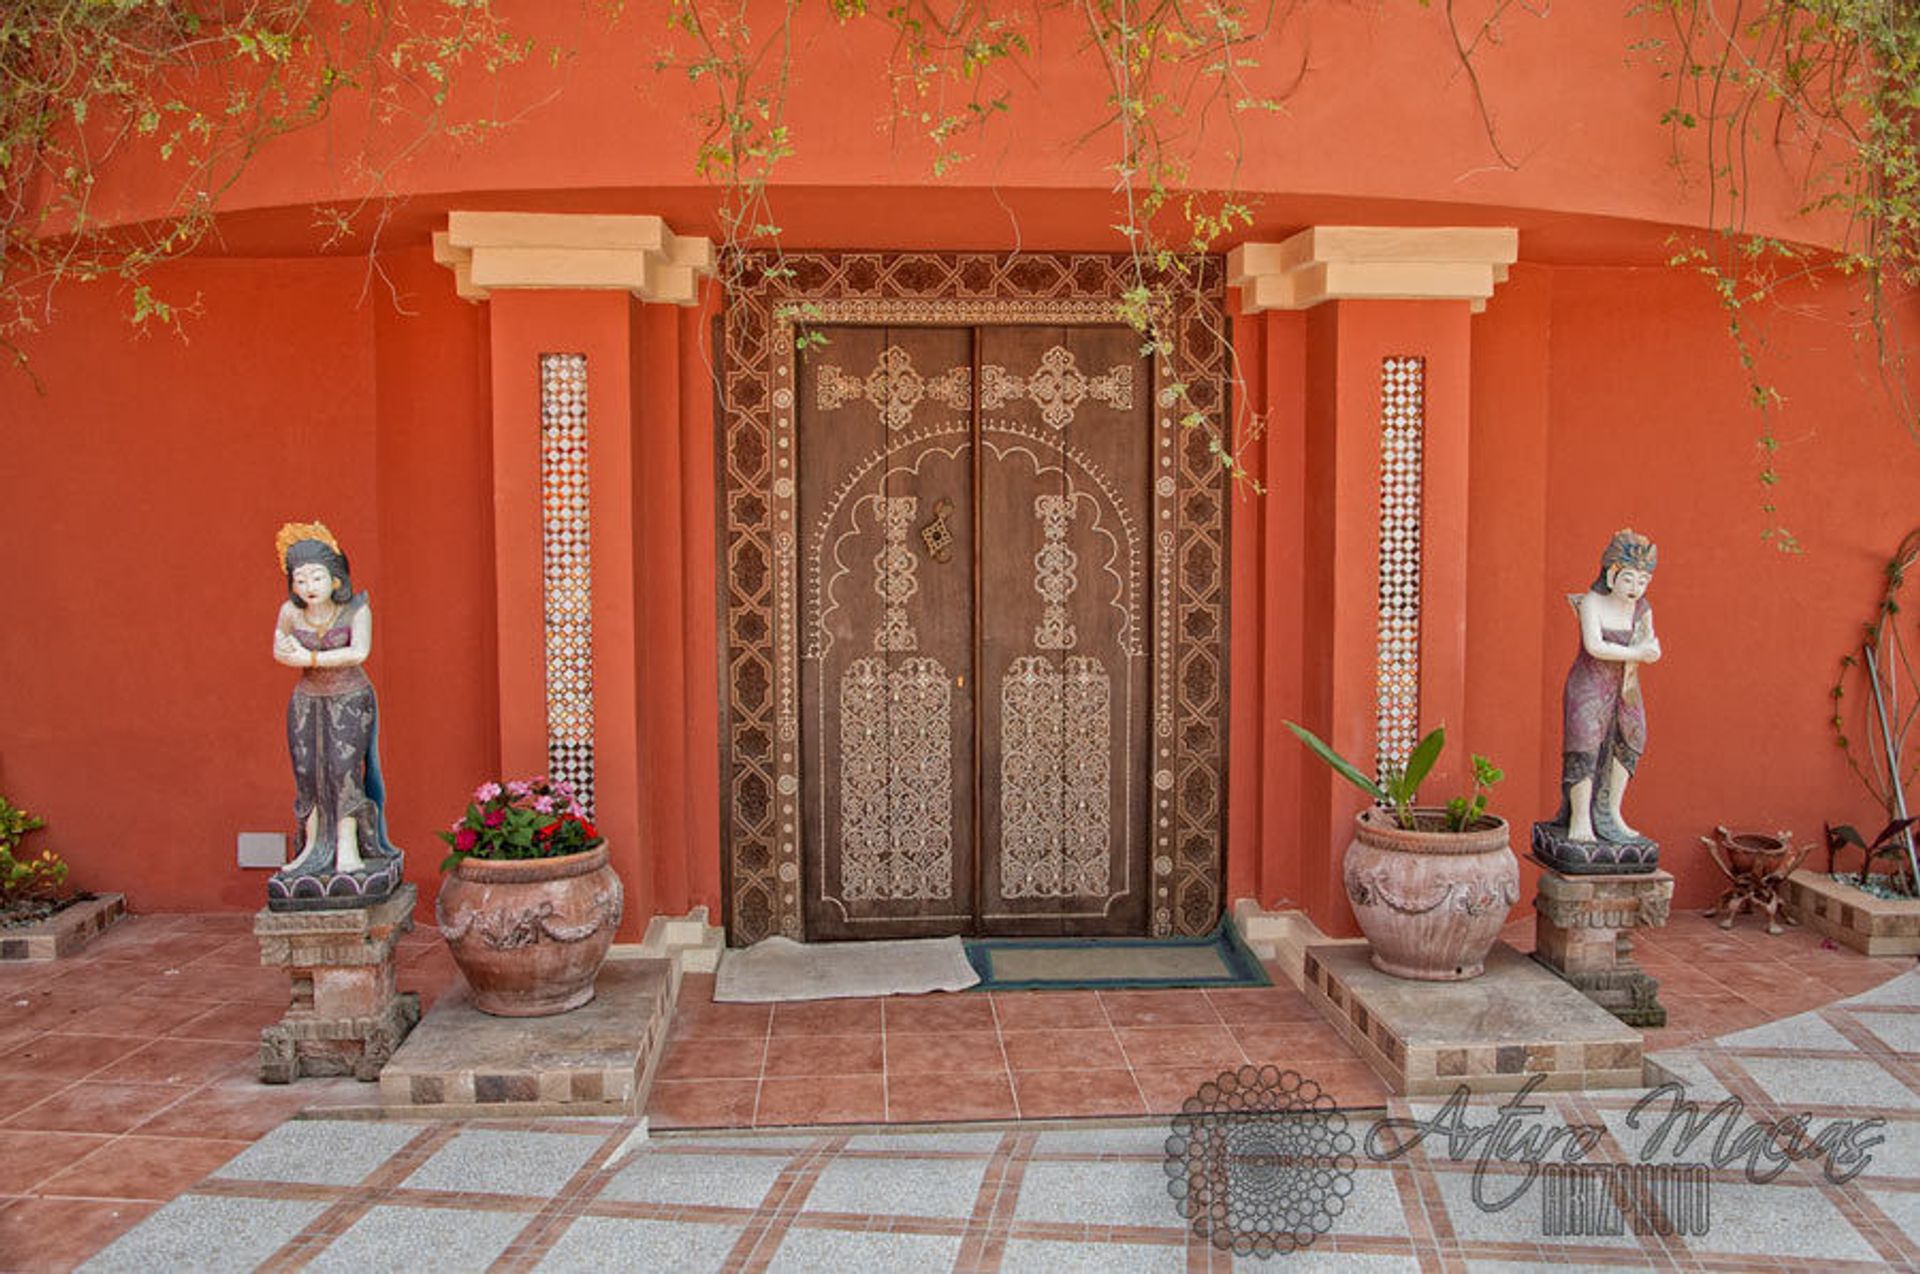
[254,883,420,1083]
[1530,863,1673,1028]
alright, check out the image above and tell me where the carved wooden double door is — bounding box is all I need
[799,325,1151,938]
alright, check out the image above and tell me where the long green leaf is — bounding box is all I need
[1285,720,1387,803]
[1401,726,1447,796]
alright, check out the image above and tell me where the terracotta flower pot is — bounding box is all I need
[1344,807,1519,981]
[435,842,623,1016]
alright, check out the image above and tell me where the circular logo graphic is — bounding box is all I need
[1163,1064,1358,1258]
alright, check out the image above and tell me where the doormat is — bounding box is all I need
[964,926,1270,991]
[714,936,980,1003]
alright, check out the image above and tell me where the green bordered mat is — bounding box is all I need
[963,925,1271,991]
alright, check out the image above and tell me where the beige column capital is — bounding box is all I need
[432,212,715,306]
[1227,227,1518,314]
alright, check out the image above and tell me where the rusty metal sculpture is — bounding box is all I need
[1703,826,1812,935]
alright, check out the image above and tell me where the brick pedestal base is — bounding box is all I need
[1530,863,1673,1027]
[253,884,420,1083]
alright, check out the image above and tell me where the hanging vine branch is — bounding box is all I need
[0,0,534,381]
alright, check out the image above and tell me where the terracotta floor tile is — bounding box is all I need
[670,1001,773,1040]
[885,1031,1005,1075]
[1115,1025,1243,1071]
[57,998,227,1039]
[37,1134,253,1202]
[1204,987,1323,1024]
[883,993,998,1034]
[1011,1068,1146,1119]
[125,1079,313,1140]
[1305,1060,1392,1108]
[0,1076,72,1122]
[1098,990,1223,1028]
[0,1194,158,1270]
[645,1078,761,1130]
[167,1000,285,1043]
[1234,1022,1364,1064]
[1135,1066,1237,1113]
[991,992,1109,1031]
[0,1032,147,1082]
[887,1072,1019,1123]
[158,963,292,1005]
[90,1038,255,1087]
[755,1075,886,1126]
[770,999,885,1036]
[1000,1028,1125,1072]
[3,1081,191,1135]
[0,1129,114,1193]
[680,972,717,997]
[656,1035,768,1081]
[763,1032,885,1077]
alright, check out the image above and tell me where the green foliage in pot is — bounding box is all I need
[1284,722,1503,834]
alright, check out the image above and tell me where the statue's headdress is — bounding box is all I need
[276,521,341,573]
[1593,527,1657,592]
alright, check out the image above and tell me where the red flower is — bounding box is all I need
[577,820,598,840]
[483,807,505,828]
[453,826,478,852]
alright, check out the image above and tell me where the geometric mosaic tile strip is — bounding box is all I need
[1375,355,1424,781]
[540,352,595,816]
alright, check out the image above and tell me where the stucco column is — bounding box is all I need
[434,213,714,937]
[1228,227,1516,936]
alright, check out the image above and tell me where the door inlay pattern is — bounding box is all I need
[1031,495,1081,650]
[979,345,1134,427]
[816,345,972,430]
[721,252,1229,943]
[871,496,920,652]
[1000,656,1113,898]
[838,657,954,901]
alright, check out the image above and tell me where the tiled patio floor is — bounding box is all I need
[71,966,1920,1271]
[0,904,1909,1269]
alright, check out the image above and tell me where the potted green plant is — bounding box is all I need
[436,777,623,1016]
[1287,722,1517,981]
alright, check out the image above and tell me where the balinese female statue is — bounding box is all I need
[266,522,404,909]
[1532,528,1663,874]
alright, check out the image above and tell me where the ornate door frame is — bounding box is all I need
[718,252,1230,944]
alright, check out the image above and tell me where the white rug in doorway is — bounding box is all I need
[713,935,980,1002]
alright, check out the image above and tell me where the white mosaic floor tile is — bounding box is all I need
[601,1150,788,1209]
[1034,1126,1179,1156]
[1238,1252,1422,1273]
[802,1155,986,1218]
[1430,1167,1640,1249]
[1840,971,1920,1008]
[304,1204,530,1274]
[1684,1180,1880,1262]
[1015,1159,1185,1229]
[209,1119,425,1187]
[1715,1010,1858,1053]
[1002,1237,1188,1272]
[403,1129,600,1196]
[534,1216,743,1273]
[1851,1009,1920,1055]
[845,1130,1004,1152]
[763,1227,961,1273]
[1739,1054,1920,1112]
[1867,1185,1920,1247]
[80,1197,329,1273]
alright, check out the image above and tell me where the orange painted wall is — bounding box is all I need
[0,249,495,917]
[64,5,1837,255]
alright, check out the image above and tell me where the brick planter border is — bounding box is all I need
[0,894,127,960]
[1783,870,1920,956]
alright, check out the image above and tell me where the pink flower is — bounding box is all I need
[567,802,586,818]
[454,827,479,852]
[506,780,532,799]
[484,807,506,828]
[552,780,573,799]
[447,819,465,834]
[533,796,555,814]
[474,781,502,802]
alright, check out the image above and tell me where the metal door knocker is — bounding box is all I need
[920,498,955,562]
